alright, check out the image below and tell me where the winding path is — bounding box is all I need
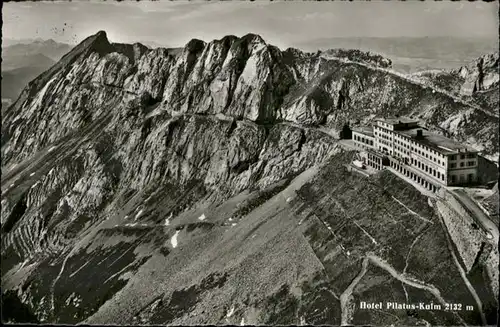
[339,257,369,326]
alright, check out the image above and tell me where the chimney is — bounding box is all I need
[416,130,423,138]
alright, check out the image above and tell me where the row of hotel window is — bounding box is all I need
[376,129,476,160]
[393,148,475,169]
[377,134,447,165]
[449,161,475,168]
[375,128,445,158]
[353,134,374,146]
[356,132,477,168]
[449,154,476,160]
[378,137,476,166]
[410,158,445,181]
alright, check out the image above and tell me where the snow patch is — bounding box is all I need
[171,230,180,248]
[165,213,172,226]
[240,55,258,82]
[286,197,293,203]
[198,213,206,221]
[231,223,237,227]
[226,306,235,318]
[240,317,245,326]
[29,172,35,177]
[48,146,57,153]
[135,209,143,221]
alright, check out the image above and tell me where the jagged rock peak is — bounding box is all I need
[82,30,112,51]
[111,42,149,64]
[184,38,207,53]
[454,51,499,95]
[240,33,266,44]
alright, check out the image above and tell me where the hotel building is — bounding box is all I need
[352,117,480,192]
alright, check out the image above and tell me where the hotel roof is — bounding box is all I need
[374,117,419,125]
[395,127,478,154]
[352,126,374,137]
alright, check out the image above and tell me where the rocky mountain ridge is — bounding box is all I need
[1,31,498,326]
[3,31,499,168]
[409,52,499,120]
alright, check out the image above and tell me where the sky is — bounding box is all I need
[3,0,499,49]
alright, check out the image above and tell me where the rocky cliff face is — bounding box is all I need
[2,31,498,167]
[409,52,499,122]
[1,31,498,325]
[456,52,499,96]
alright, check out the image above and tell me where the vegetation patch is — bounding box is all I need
[148,272,229,324]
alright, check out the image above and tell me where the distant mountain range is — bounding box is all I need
[293,36,498,73]
[1,39,73,102]
[140,40,171,49]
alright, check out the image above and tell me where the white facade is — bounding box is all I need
[352,130,375,150]
[367,118,479,186]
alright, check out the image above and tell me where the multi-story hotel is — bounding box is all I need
[352,117,480,192]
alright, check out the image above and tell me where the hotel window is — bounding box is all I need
[437,172,441,179]
[467,153,475,159]
[450,155,457,160]
[467,161,474,167]
[450,163,456,168]
[460,154,465,160]
[460,162,465,167]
